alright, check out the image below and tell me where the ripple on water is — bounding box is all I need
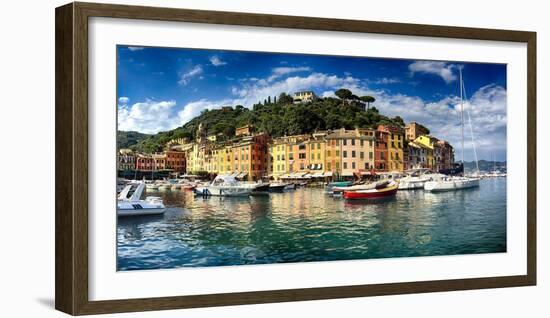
[117,179,507,270]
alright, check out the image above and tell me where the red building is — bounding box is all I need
[374,129,389,171]
[165,150,186,173]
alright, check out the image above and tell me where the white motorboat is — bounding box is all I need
[117,182,166,216]
[424,69,480,192]
[398,169,443,190]
[145,180,159,190]
[424,175,479,192]
[194,175,254,197]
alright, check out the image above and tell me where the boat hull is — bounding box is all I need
[194,187,252,197]
[117,208,165,217]
[424,178,480,192]
[398,180,427,190]
[344,186,398,200]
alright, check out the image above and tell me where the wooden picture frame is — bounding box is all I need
[55,2,536,315]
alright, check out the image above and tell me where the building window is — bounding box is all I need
[317,143,321,150]
[299,153,306,159]
[327,150,331,157]
[317,153,321,160]
[352,162,356,169]
[352,150,356,158]
[351,139,355,146]
[336,162,340,169]
[360,140,364,147]
[343,162,348,169]
[336,150,340,157]
[343,139,347,146]
[365,162,369,169]
[300,163,304,169]
[343,151,347,158]
[360,151,364,159]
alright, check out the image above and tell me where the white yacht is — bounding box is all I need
[424,175,479,191]
[425,69,480,192]
[398,169,443,190]
[194,175,254,197]
[117,181,166,216]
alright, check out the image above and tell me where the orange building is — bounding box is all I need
[164,150,186,173]
[374,129,389,171]
[325,128,375,178]
[230,133,270,181]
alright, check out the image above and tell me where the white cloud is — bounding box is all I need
[409,61,457,83]
[178,65,203,86]
[267,66,312,82]
[127,46,144,51]
[231,72,360,107]
[209,56,227,66]
[118,100,180,134]
[373,77,401,84]
[118,96,129,104]
[370,83,507,160]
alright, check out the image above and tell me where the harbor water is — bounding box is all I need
[117,178,506,270]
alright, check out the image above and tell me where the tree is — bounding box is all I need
[335,89,353,105]
[278,92,294,104]
[360,96,376,110]
[392,116,405,127]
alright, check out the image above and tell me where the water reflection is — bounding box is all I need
[117,178,507,270]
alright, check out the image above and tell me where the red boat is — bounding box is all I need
[343,180,399,200]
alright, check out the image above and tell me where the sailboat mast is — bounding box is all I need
[460,68,464,170]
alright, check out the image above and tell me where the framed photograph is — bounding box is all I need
[55,2,536,315]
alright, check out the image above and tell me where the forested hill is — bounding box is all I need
[120,93,410,154]
[117,131,151,149]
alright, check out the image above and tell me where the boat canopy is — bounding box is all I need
[212,174,241,186]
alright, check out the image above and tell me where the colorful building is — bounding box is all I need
[325,128,375,177]
[405,121,429,141]
[306,132,327,175]
[374,129,389,171]
[413,135,440,169]
[164,150,186,173]
[378,125,405,172]
[293,91,317,103]
[117,149,135,171]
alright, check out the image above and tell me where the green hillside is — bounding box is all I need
[117,131,151,149]
[120,91,407,154]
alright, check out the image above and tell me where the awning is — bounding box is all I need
[311,172,325,177]
[341,172,354,177]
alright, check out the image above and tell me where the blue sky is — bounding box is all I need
[117,45,507,161]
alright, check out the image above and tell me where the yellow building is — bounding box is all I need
[292,91,317,103]
[413,135,438,169]
[378,125,405,172]
[306,132,327,175]
[269,134,310,179]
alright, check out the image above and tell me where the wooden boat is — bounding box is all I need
[343,180,399,200]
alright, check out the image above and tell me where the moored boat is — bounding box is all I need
[269,182,288,192]
[117,182,166,216]
[194,175,253,197]
[398,169,443,190]
[424,176,479,192]
[343,180,399,200]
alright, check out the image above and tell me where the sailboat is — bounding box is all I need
[424,68,480,192]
